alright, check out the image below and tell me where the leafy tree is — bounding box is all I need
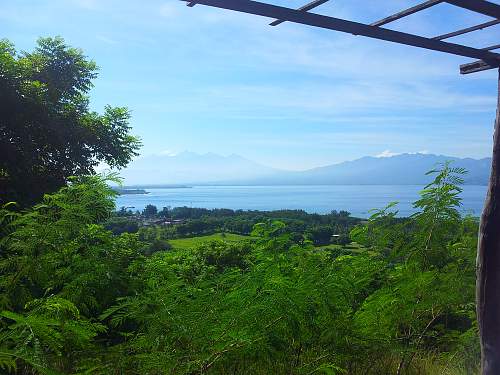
[0,174,143,372]
[158,206,171,218]
[142,204,158,218]
[410,162,466,269]
[0,296,106,374]
[352,163,478,374]
[116,206,135,217]
[0,37,141,205]
[306,225,334,246]
[333,233,351,246]
[104,216,139,234]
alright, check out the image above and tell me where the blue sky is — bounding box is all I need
[2,0,499,170]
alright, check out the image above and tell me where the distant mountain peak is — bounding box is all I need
[375,151,431,159]
[120,152,490,186]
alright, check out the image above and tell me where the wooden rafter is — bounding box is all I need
[270,0,330,27]
[433,19,500,40]
[370,0,443,27]
[461,59,500,74]
[485,44,500,51]
[443,0,500,19]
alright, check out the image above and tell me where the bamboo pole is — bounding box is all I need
[477,68,500,374]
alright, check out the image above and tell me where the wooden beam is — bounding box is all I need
[477,68,500,375]
[180,0,500,62]
[270,0,330,27]
[485,44,500,51]
[433,19,500,40]
[460,59,500,74]
[370,0,443,27]
[444,0,500,19]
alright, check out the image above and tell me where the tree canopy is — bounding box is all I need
[0,37,141,205]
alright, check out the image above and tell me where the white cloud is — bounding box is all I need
[376,150,431,158]
[376,150,399,158]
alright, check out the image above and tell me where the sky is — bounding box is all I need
[1,0,499,170]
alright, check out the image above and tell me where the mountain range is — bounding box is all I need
[119,151,278,185]
[119,151,491,186]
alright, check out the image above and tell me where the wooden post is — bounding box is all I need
[477,68,500,374]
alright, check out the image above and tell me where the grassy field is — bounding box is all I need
[316,242,370,254]
[169,233,252,250]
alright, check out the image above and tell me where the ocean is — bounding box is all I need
[115,185,487,218]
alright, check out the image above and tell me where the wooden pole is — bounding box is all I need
[477,68,500,374]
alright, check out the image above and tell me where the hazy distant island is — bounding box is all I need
[113,185,193,195]
[123,184,192,189]
[113,188,150,195]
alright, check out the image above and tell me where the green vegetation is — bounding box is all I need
[0,164,480,374]
[168,233,252,250]
[0,38,480,374]
[109,205,359,246]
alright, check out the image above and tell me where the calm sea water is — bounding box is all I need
[115,185,487,218]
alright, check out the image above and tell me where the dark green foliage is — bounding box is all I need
[144,238,172,255]
[0,37,140,205]
[1,296,106,374]
[142,204,158,218]
[104,216,139,234]
[306,225,335,245]
[333,234,351,246]
[0,175,144,372]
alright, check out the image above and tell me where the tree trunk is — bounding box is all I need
[477,68,500,375]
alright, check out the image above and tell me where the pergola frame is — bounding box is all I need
[182,0,500,373]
